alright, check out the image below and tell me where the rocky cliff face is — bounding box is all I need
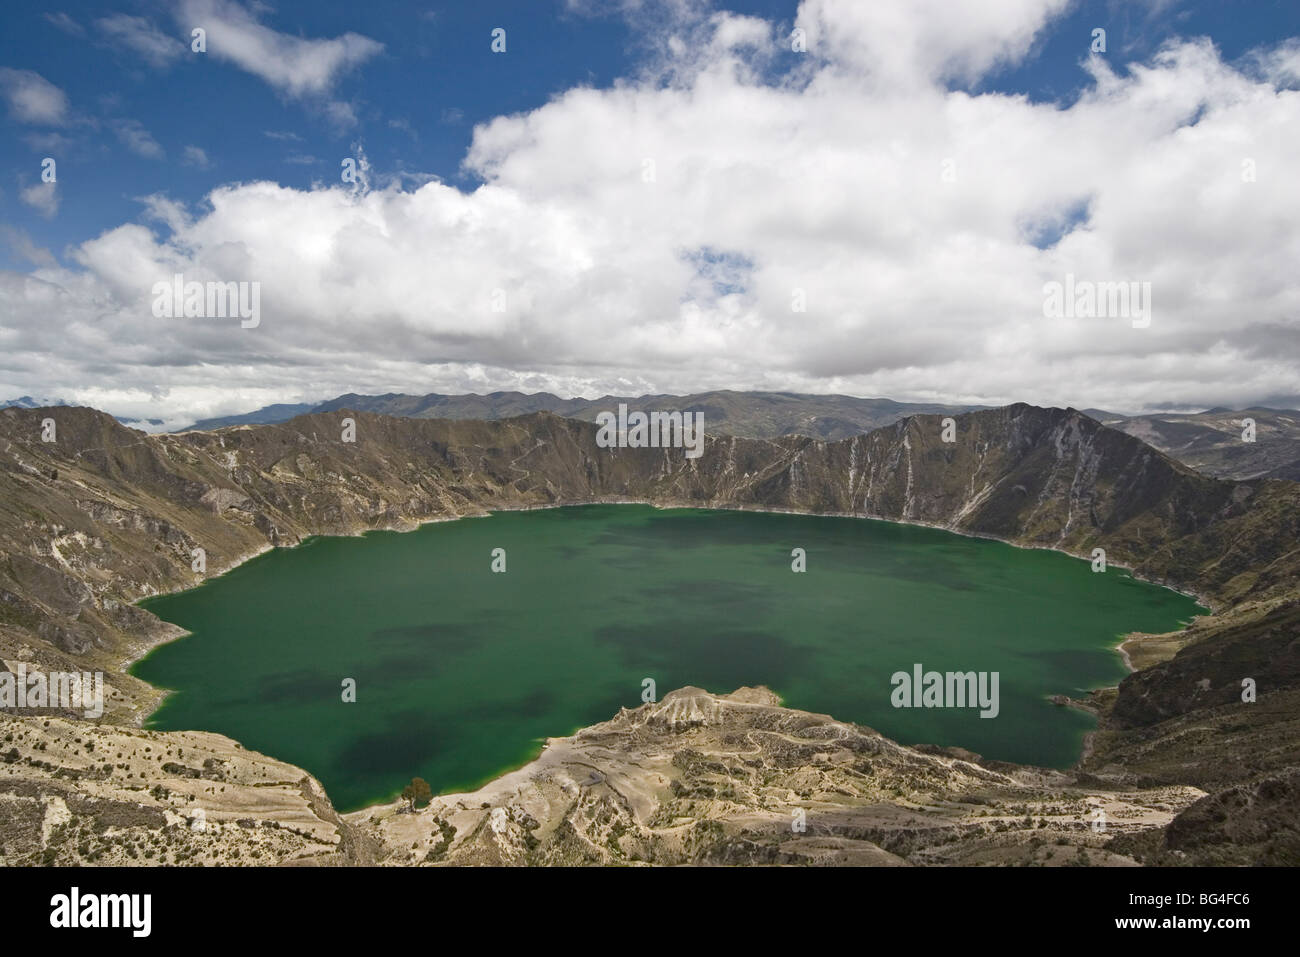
[1,402,1297,864]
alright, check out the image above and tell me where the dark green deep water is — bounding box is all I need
[132,505,1204,811]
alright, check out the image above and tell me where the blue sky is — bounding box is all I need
[1,0,1298,425]
[2,0,786,265]
[4,0,1295,266]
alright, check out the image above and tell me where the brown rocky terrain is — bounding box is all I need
[352,686,1203,866]
[0,714,365,866]
[0,402,1297,865]
[1110,407,1300,481]
[178,391,1300,481]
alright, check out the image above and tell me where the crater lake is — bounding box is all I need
[132,504,1205,811]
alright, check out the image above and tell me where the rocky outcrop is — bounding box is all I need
[349,686,1203,866]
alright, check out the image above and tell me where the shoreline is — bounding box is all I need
[122,496,1210,810]
[1117,636,1137,673]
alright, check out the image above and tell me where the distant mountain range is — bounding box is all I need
[0,396,67,410]
[10,390,1300,481]
[185,402,318,430]
[174,391,1300,481]
[0,396,164,427]
[181,390,987,439]
[1107,407,1300,480]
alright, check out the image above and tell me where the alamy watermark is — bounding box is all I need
[50,887,150,937]
[595,403,704,459]
[0,665,103,718]
[151,274,261,328]
[890,663,999,718]
[1043,273,1151,328]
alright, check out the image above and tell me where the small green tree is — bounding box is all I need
[402,777,433,812]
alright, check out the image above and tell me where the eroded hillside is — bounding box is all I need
[1,403,1297,864]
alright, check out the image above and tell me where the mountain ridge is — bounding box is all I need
[182,389,986,438]
[1,401,1297,864]
[177,391,1300,482]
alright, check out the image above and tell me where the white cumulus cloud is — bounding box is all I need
[1,1,1298,428]
[175,0,383,99]
[0,69,70,125]
[97,14,186,68]
[18,183,59,219]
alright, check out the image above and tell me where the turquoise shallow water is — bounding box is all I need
[132,505,1204,811]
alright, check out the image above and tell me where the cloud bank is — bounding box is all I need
[2,0,1298,428]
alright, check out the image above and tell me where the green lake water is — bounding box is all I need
[132,504,1204,811]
